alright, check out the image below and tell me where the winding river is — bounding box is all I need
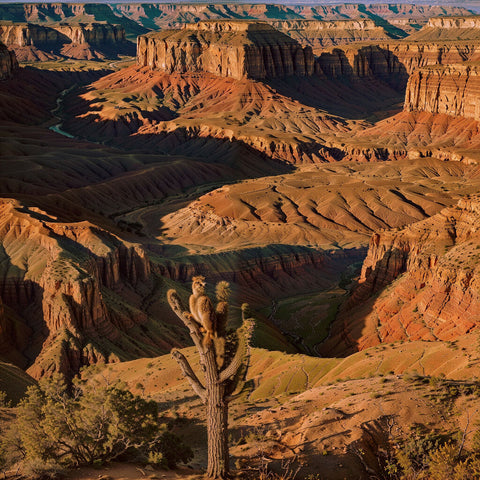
[49,84,77,139]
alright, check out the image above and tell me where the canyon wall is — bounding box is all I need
[404,64,480,120]
[0,3,472,37]
[137,21,315,80]
[0,198,163,379]
[137,20,411,86]
[0,22,125,47]
[322,195,480,355]
[316,44,407,87]
[382,41,480,74]
[0,41,17,79]
[0,21,133,60]
[270,19,392,48]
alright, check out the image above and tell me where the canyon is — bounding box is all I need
[322,195,480,356]
[1,4,480,478]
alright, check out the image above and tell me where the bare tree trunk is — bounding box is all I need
[206,381,229,478]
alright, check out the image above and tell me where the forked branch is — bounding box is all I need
[171,349,206,403]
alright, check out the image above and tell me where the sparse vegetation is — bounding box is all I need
[0,373,192,473]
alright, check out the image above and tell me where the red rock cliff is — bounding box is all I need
[0,199,167,380]
[324,196,480,355]
[137,21,314,81]
[404,64,480,120]
[0,22,126,46]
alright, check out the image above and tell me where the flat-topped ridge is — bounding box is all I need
[270,19,380,31]
[182,20,277,33]
[427,15,480,28]
[137,20,313,80]
[145,20,298,47]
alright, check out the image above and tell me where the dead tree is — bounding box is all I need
[167,277,253,479]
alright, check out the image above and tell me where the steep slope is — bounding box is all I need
[61,65,364,164]
[0,198,186,380]
[92,337,480,478]
[0,359,35,404]
[322,196,480,356]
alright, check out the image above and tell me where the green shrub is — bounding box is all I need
[1,374,193,470]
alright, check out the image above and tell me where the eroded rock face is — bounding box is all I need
[0,22,125,46]
[326,196,480,354]
[137,21,314,80]
[382,42,480,74]
[0,198,158,379]
[0,41,17,79]
[0,22,131,61]
[405,64,480,120]
[317,44,407,88]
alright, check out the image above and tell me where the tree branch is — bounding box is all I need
[219,319,254,384]
[167,289,206,362]
[171,349,207,403]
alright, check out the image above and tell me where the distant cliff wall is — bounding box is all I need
[270,19,392,48]
[0,22,126,47]
[404,64,480,120]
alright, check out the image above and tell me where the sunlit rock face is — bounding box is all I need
[137,21,315,80]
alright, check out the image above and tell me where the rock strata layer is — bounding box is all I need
[404,64,480,120]
[323,196,480,355]
[137,21,314,80]
[270,19,392,48]
[408,15,480,41]
[0,22,132,60]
